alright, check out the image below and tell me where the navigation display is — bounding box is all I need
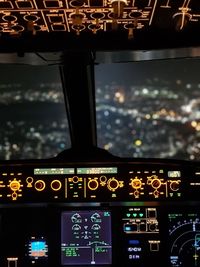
[61,210,112,265]
[168,211,200,267]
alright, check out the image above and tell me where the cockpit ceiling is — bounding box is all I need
[0,0,199,51]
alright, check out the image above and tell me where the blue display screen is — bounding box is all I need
[29,239,48,259]
[61,210,112,265]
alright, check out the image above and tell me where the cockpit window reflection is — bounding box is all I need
[95,58,200,160]
[0,64,70,160]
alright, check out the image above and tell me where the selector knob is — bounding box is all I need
[107,178,119,191]
[35,180,46,191]
[51,180,62,191]
[72,176,79,183]
[170,181,180,191]
[9,180,21,191]
[130,178,142,189]
[151,178,161,189]
[88,179,98,190]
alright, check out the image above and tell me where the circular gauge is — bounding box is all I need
[71,213,82,223]
[169,212,200,266]
[91,224,101,230]
[91,212,101,223]
[72,224,81,230]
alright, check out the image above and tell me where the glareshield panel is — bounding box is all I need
[95,58,200,160]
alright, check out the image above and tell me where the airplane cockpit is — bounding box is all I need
[0,1,200,267]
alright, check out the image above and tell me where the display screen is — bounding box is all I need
[28,237,48,259]
[61,210,112,265]
[77,167,117,174]
[168,211,200,266]
[34,168,75,175]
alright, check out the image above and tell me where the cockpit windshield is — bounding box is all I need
[95,57,200,160]
[0,61,70,160]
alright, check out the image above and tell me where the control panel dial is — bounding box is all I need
[107,177,120,191]
[130,177,142,189]
[88,178,99,190]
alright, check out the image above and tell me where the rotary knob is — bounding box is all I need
[51,180,62,191]
[9,180,21,191]
[130,178,142,189]
[170,181,180,191]
[88,179,98,190]
[107,178,119,191]
[151,178,161,189]
[34,180,46,191]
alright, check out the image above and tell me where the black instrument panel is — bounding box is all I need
[0,158,200,267]
[0,159,199,203]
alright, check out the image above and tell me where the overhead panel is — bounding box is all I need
[0,0,198,38]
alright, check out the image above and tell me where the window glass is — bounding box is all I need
[0,63,70,160]
[95,58,200,160]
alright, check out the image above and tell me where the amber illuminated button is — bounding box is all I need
[88,179,98,190]
[34,180,46,191]
[51,180,62,191]
[9,180,21,191]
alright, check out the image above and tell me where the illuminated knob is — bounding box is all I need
[34,180,46,191]
[107,178,119,191]
[170,181,180,191]
[151,178,161,189]
[51,180,62,191]
[26,176,33,187]
[9,180,21,191]
[88,179,98,190]
[72,176,79,183]
[130,178,142,189]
